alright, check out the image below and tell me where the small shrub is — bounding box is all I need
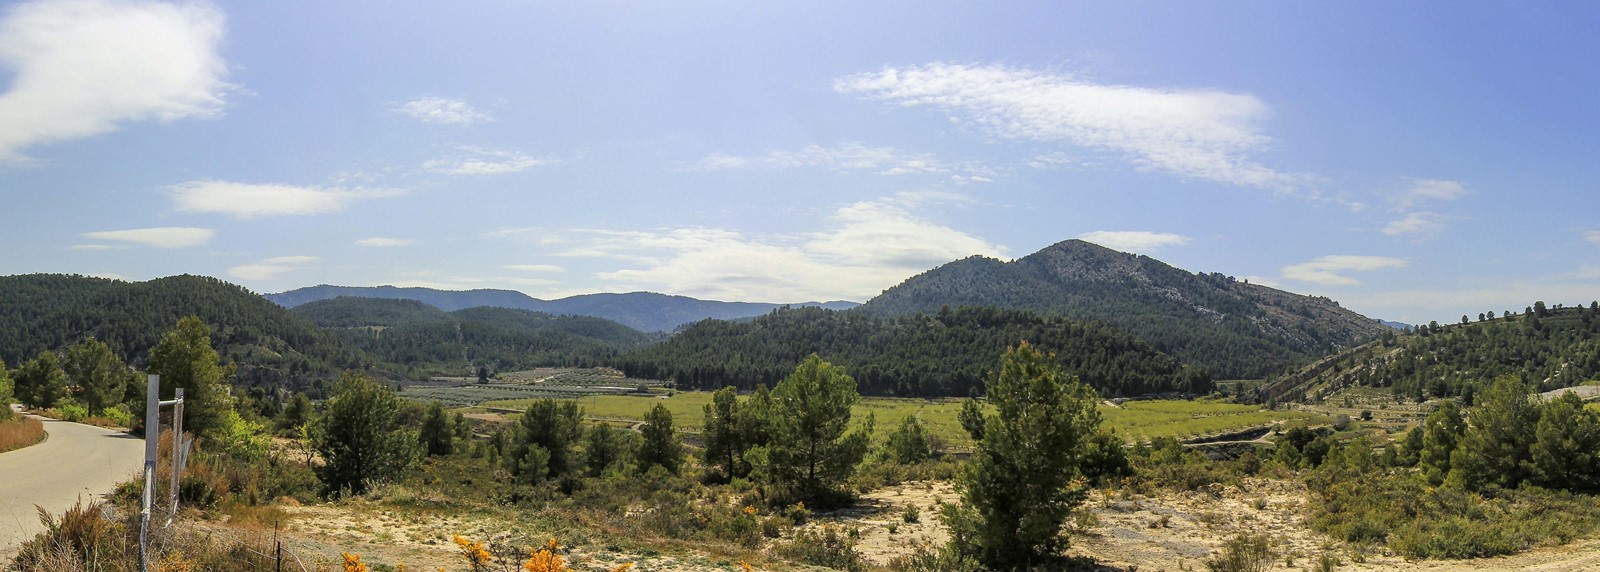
[1204,533,1273,572]
[902,503,920,524]
[775,525,866,572]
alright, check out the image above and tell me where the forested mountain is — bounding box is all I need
[856,239,1388,379]
[266,285,859,332]
[616,305,1201,398]
[1262,302,1600,404]
[293,297,658,376]
[0,274,369,390]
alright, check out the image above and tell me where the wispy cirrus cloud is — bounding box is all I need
[229,255,319,281]
[1382,179,1467,237]
[1281,255,1407,286]
[168,180,403,218]
[423,146,558,175]
[689,142,996,182]
[397,96,491,124]
[502,264,565,273]
[835,62,1306,190]
[0,0,231,163]
[81,227,214,249]
[1581,230,1600,245]
[1077,231,1192,254]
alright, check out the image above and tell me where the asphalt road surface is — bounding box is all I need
[0,414,145,556]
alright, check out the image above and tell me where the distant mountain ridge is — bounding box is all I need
[265,285,859,332]
[857,239,1389,379]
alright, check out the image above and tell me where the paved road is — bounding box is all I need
[0,415,145,555]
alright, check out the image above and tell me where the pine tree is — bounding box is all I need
[583,423,625,477]
[757,355,871,505]
[1398,424,1424,467]
[1420,401,1463,485]
[702,386,743,479]
[886,415,933,464]
[1531,391,1600,492]
[1448,376,1537,490]
[506,399,582,483]
[312,372,417,496]
[63,337,126,415]
[147,316,232,438]
[947,342,1102,568]
[638,403,683,474]
[0,357,12,418]
[418,401,454,456]
[14,350,67,408]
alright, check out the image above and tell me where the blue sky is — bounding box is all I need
[2,0,1598,324]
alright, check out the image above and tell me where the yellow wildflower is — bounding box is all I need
[341,553,369,572]
[453,535,492,570]
[742,505,758,516]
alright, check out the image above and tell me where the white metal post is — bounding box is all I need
[167,387,183,525]
[139,374,159,572]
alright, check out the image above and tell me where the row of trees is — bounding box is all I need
[1407,375,1600,492]
[309,345,1115,569]
[618,306,1200,398]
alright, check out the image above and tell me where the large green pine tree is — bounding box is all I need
[1531,391,1600,492]
[312,372,418,496]
[758,355,872,505]
[947,342,1103,569]
[63,338,126,416]
[506,399,583,483]
[147,316,232,438]
[637,403,683,474]
[1448,376,1537,490]
[14,350,67,408]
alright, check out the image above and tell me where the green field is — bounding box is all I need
[478,391,1319,448]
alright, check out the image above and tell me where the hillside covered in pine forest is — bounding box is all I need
[616,305,1207,398]
[857,239,1390,379]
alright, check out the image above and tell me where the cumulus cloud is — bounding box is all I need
[355,237,412,247]
[1281,255,1407,286]
[81,227,213,248]
[398,96,491,124]
[835,63,1304,190]
[423,146,557,175]
[689,142,993,180]
[1077,231,1192,254]
[517,193,1004,301]
[168,180,403,218]
[229,255,317,281]
[0,0,230,163]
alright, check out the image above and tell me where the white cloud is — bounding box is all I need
[398,96,491,124]
[1382,211,1449,237]
[1077,231,1192,254]
[689,142,991,179]
[835,63,1304,190]
[70,243,127,251]
[355,237,412,247]
[82,227,213,248]
[1583,230,1600,245]
[502,264,565,273]
[422,146,557,175]
[518,194,1004,301]
[228,255,317,281]
[168,180,403,218]
[1281,255,1407,286]
[0,0,229,163]
[1392,178,1467,209]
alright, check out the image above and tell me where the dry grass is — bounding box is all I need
[0,416,45,454]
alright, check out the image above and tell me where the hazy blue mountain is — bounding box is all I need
[265,285,859,332]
